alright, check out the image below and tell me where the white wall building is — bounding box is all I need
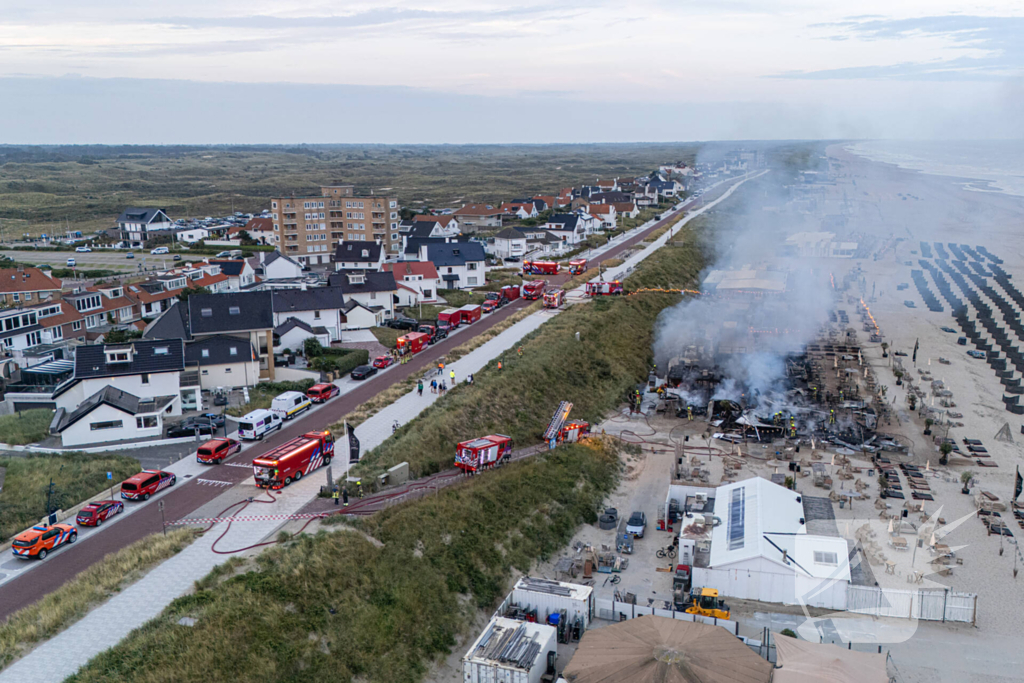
[55,386,175,448]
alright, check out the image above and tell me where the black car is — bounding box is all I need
[941,327,957,333]
[167,419,217,438]
[350,365,378,380]
[385,317,419,331]
[198,412,226,428]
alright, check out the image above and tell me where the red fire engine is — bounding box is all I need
[455,434,514,472]
[522,280,546,300]
[585,281,624,296]
[438,308,462,328]
[542,401,591,447]
[396,331,429,356]
[459,303,482,324]
[501,284,521,301]
[543,289,566,309]
[568,259,588,275]
[522,260,560,275]
[253,430,335,489]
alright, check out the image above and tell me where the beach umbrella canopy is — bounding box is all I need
[562,615,772,683]
[773,634,889,683]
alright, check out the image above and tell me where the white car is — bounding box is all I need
[75,246,92,253]
[66,258,76,267]
[150,247,169,255]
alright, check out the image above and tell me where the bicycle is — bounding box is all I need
[656,546,677,559]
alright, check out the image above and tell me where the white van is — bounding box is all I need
[150,246,169,255]
[271,391,312,420]
[237,409,282,441]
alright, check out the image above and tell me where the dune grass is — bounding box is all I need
[0,528,199,671]
[0,409,55,446]
[0,453,141,542]
[65,439,620,683]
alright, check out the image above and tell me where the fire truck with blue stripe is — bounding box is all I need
[253,430,335,489]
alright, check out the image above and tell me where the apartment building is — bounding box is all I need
[270,185,401,266]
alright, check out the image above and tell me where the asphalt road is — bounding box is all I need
[0,249,196,272]
[0,190,720,621]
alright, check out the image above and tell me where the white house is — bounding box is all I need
[542,214,586,246]
[209,259,257,291]
[417,242,487,290]
[500,203,537,220]
[341,300,384,329]
[53,339,190,416]
[184,335,261,389]
[588,204,617,229]
[410,214,460,237]
[491,227,529,260]
[176,227,212,243]
[117,208,173,249]
[328,271,397,320]
[55,386,176,448]
[382,261,440,306]
[253,250,304,280]
[270,286,347,342]
[333,240,385,272]
[274,318,331,354]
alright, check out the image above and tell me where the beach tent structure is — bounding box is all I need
[561,615,772,683]
[773,634,889,683]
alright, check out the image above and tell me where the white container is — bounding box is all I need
[462,616,556,683]
[510,577,594,632]
[271,391,312,420]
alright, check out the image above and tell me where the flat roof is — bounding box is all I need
[463,616,555,672]
[513,576,593,601]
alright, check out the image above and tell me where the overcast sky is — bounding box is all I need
[1,1,1022,143]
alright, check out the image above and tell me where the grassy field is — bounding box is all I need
[354,237,705,480]
[0,528,199,671]
[0,453,141,542]
[66,439,620,683]
[368,327,402,349]
[0,409,54,446]
[0,144,699,238]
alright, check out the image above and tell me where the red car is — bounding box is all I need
[196,437,242,464]
[121,469,176,501]
[372,355,395,369]
[76,500,124,527]
[306,383,340,403]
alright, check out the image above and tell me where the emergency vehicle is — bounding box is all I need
[567,259,588,275]
[501,284,520,301]
[481,299,499,313]
[271,391,312,420]
[253,430,335,489]
[543,289,566,308]
[396,331,429,356]
[522,280,546,300]
[584,281,624,296]
[438,308,462,328]
[306,383,340,403]
[121,469,176,501]
[522,260,560,275]
[458,304,482,324]
[455,434,514,472]
[543,401,591,446]
[76,500,123,526]
[196,437,242,465]
[11,523,77,560]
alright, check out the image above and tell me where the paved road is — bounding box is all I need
[0,194,716,622]
[0,249,198,272]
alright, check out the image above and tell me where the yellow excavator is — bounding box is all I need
[684,587,731,620]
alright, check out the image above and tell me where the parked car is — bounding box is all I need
[967,350,986,359]
[166,418,217,438]
[306,383,339,403]
[350,365,378,380]
[173,254,182,261]
[66,258,76,267]
[126,251,134,259]
[76,501,124,527]
[485,292,501,301]
[121,470,176,501]
[196,437,242,465]
[75,246,92,253]
[198,412,226,428]
[941,327,957,333]
[625,511,647,538]
[11,523,77,560]
[481,299,498,314]
[215,251,232,258]
[151,247,169,255]
[372,355,395,369]
[385,317,419,331]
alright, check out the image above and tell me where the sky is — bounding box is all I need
[1,1,1023,143]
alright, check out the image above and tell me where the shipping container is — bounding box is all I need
[501,284,521,301]
[462,616,556,683]
[522,280,546,300]
[438,308,463,328]
[458,304,482,324]
[510,577,594,633]
[396,331,429,355]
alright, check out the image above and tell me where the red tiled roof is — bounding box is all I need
[610,202,638,213]
[245,217,273,232]
[382,260,439,279]
[0,268,62,294]
[413,215,456,227]
[454,204,502,217]
[589,204,614,214]
[37,300,84,329]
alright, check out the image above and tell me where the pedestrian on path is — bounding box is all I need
[450,369,455,383]
[440,381,447,395]
[431,379,437,394]
[438,361,444,376]
[333,486,339,506]
[417,380,423,396]
[342,487,349,507]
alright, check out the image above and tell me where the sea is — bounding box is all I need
[845,140,1024,198]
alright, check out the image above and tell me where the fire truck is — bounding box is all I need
[253,430,334,489]
[455,434,514,472]
[522,260,560,275]
[584,281,624,296]
[567,259,588,275]
[522,280,546,300]
[396,331,429,356]
[500,284,520,301]
[542,401,591,447]
[543,289,566,309]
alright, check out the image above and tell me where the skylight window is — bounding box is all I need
[728,487,745,551]
[813,551,838,566]
[201,308,213,317]
[229,306,240,315]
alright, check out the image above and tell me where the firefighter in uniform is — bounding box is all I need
[332,486,339,506]
[342,487,349,507]
[829,409,836,424]
[687,405,693,421]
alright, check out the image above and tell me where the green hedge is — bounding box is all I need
[333,349,370,375]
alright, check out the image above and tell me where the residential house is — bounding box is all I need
[453,204,504,231]
[610,202,640,219]
[209,259,257,290]
[184,335,260,389]
[0,306,45,360]
[333,240,385,272]
[588,204,617,229]
[271,286,348,342]
[328,271,397,324]
[556,189,573,207]
[500,202,538,220]
[176,227,211,243]
[595,178,618,191]
[53,339,189,418]
[187,292,276,379]
[532,196,556,212]
[250,250,305,281]
[401,235,469,262]
[416,242,486,290]
[382,261,440,306]
[634,184,659,207]
[54,386,177,448]
[36,300,87,347]
[129,266,230,319]
[62,285,141,339]
[570,196,591,211]
[274,318,330,355]
[341,300,384,330]
[411,215,460,236]
[237,216,276,245]
[649,177,682,198]
[522,229,563,256]
[589,191,632,205]
[117,208,173,248]
[491,227,529,260]
[0,267,63,307]
[542,214,586,246]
